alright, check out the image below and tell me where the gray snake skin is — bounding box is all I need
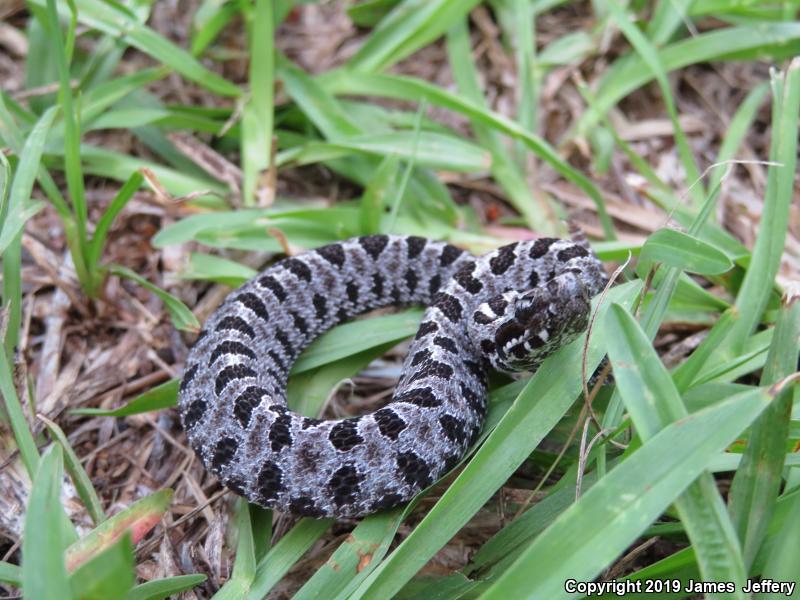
[178,235,606,518]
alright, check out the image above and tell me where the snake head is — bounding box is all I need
[469,271,592,374]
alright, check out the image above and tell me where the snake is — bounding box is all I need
[178,234,607,518]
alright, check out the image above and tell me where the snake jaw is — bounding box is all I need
[472,270,592,374]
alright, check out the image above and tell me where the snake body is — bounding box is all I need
[178,235,606,518]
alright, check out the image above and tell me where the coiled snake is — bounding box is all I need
[178,234,606,518]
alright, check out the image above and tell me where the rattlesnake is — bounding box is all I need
[178,234,606,518]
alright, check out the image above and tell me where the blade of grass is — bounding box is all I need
[344,0,481,74]
[490,0,540,162]
[88,171,144,270]
[191,0,242,56]
[478,386,773,599]
[446,17,552,233]
[277,131,491,173]
[637,229,733,276]
[293,309,423,373]
[287,342,397,417]
[646,0,693,45]
[72,379,179,417]
[757,489,800,599]
[66,145,226,199]
[293,507,407,600]
[602,177,727,430]
[359,154,400,235]
[605,0,703,204]
[213,500,256,599]
[125,574,207,600]
[241,0,274,206]
[385,98,425,232]
[23,445,68,600]
[708,81,770,192]
[27,0,241,97]
[244,518,333,600]
[1,106,57,354]
[574,22,800,136]
[45,0,93,294]
[109,265,201,332]
[39,415,105,525]
[279,60,460,226]
[321,71,616,239]
[65,489,172,572]
[728,291,800,567]
[68,532,135,600]
[0,340,40,477]
[0,561,21,587]
[606,303,748,596]
[180,253,258,287]
[726,60,800,350]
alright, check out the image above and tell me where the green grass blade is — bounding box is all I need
[277,132,491,172]
[638,228,733,276]
[293,508,407,600]
[346,0,400,26]
[465,466,605,579]
[0,561,21,587]
[646,0,693,45]
[191,0,241,56]
[0,343,40,477]
[39,415,106,525]
[322,71,616,239]
[213,500,256,599]
[491,0,539,156]
[605,0,703,204]
[574,23,800,136]
[478,387,772,600]
[72,378,179,417]
[124,574,207,600]
[292,309,423,373]
[708,81,770,192]
[66,489,172,573]
[180,253,258,287]
[241,0,274,205]
[279,59,361,139]
[1,106,57,354]
[359,154,400,235]
[23,445,68,600]
[446,18,552,233]
[68,532,135,600]
[348,282,640,600]
[727,60,800,350]
[607,303,748,597]
[671,309,738,391]
[728,292,800,567]
[279,60,460,226]
[288,342,397,417]
[757,490,800,599]
[109,265,200,332]
[344,0,481,74]
[88,171,144,269]
[244,518,333,600]
[45,0,91,288]
[27,0,241,97]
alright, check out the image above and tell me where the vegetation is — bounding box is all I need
[0,0,798,598]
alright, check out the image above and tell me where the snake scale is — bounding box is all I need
[178,234,607,518]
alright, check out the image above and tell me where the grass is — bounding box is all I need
[0,1,798,599]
